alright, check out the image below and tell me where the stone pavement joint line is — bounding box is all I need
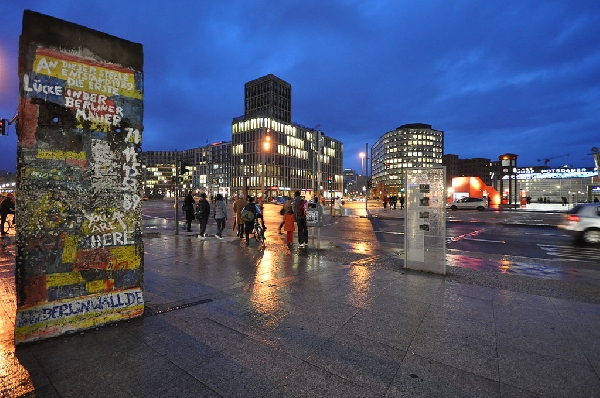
[145,298,214,316]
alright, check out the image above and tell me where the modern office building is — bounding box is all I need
[181,142,232,197]
[244,74,292,124]
[141,142,232,198]
[141,150,180,198]
[443,154,493,187]
[343,168,359,197]
[231,74,343,200]
[371,123,444,196]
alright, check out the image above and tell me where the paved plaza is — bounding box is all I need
[0,203,599,397]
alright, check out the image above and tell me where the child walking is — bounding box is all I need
[283,210,296,245]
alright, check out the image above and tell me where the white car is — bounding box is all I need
[558,203,600,244]
[446,197,487,211]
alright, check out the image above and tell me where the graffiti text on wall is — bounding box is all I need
[16,37,144,344]
[15,288,144,341]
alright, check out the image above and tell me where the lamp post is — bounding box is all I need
[311,125,322,203]
[174,151,180,235]
[360,152,365,177]
[360,146,369,212]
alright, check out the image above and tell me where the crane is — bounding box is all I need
[537,154,570,167]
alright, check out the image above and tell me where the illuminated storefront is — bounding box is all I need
[515,167,599,203]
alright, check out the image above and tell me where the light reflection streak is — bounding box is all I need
[349,266,373,305]
[0,244,34,396]
[350,241,369,254]
[446,253,486,270]
[499,259,511,274]
[249,250,284,329]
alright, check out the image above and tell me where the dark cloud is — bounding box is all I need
[1,0,599,173]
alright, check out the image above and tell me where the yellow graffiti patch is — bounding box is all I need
[109,246,141,270]
[23,167,65,180]
[86,279,110,293]
[46,272,85,287]
[33,53,142,100]
[61,235,79,264]
[37,149,86,161]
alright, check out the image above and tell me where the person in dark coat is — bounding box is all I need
[183,191,196,232]
[292,190,308,247]
[196,193,210,239]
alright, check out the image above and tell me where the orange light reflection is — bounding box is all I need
[499,259,511,274]
[249,250,283,329]
[349,266,373,306]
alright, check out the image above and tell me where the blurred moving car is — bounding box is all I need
[446,197,487,211]
[558,203,600,244]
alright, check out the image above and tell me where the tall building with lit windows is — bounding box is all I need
[141,142,231,198]
[244,74,292,123]
[371,123,444,195]
[231,74,343,200]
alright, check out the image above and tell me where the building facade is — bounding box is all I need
[515,167,599,204]
[140,74,346,201]
[141,142,232,198]
[180,142,231,198]
[141,150,179,198]
[371,123,444,196]
[244,74,292,123]
[343,168,359,197]
[231,74,343,200]
[443,154,493,187]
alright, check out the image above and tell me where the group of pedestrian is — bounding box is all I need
[275,191,309,247]
[182,190,311,248]
[382,195,404,209]
[182,191,227,239]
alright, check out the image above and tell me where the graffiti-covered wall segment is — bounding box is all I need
[15,11,144,343]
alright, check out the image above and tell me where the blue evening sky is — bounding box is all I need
[1,0,599,173]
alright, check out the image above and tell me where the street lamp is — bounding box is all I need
[310,125,322,203]
[360,146,369,212]
[359,152,365,176]
[263,130,271,151]
[262,128,271,200]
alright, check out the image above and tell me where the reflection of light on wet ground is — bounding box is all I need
[351,241,370,254]
[447,251,600,285]
[446,254,487,270]
[499,259,511,274]
[249,250,284,329]
[0,243,34,396]
[447,227,505,243]
[0,351,34,397]
[348,266,373,305]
